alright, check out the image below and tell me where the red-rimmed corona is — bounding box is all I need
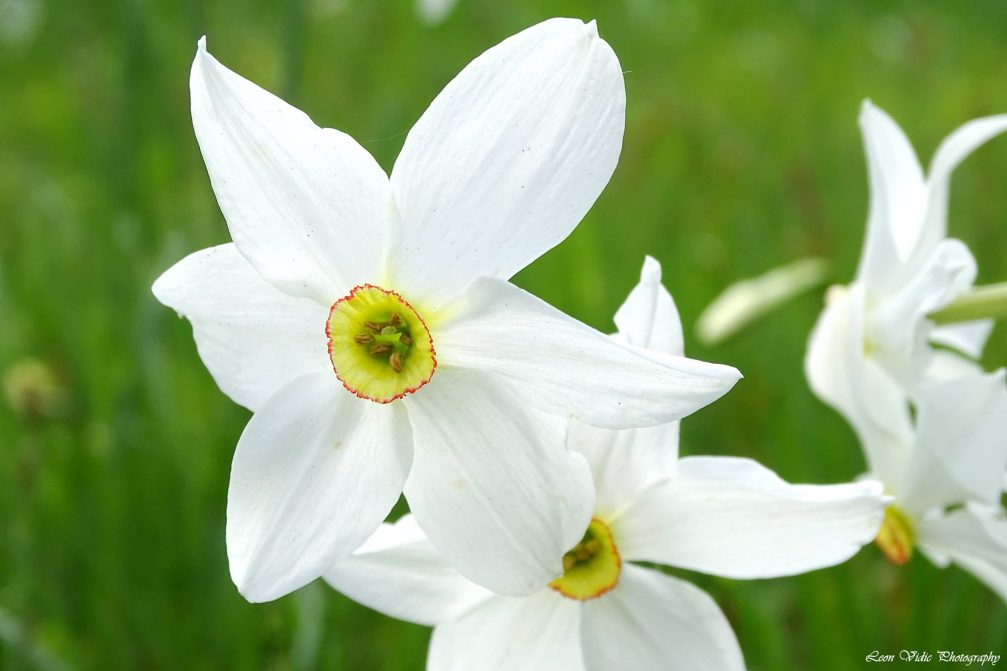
[326,285,437,403]
[548,517,621,601]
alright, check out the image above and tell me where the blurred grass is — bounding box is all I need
[2,0,1007,668]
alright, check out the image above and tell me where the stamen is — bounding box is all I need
[326,284,437,404]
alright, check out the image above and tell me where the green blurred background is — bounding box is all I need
[2,0,1006,668]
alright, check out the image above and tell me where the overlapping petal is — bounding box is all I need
[428,591,583,671]
[805,285,912,485]
[402,368,593,596]
[567,420,677,520]
[580,565,744,671]
[613,256,684,355]
[867,238,978,386]
[152,243,329,411]
[437,277,741,429]
[855,100,926,290]
[388,18,625,306]
[918,504,1007,602]
[898,369,1007,515]
[227,372,413,602]
[324,515,493,626]
[613,457,885,579]
[191,39,394,303]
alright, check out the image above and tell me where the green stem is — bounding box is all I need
[930,282,1007,325]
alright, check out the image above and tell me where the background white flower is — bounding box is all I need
[806,101,1007,481]
[857,358,1007,600]
[324,257,885,671]
[152,20,741,603]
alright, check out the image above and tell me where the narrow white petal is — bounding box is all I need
[389,18,624,305]
[403,368,594,596]
[867,238,978,386]
[190,38,394,302]
[613,256,683,355]
[805,284,912,486]
[567,420,678,520]
[580,565,744,671]
[324,515,494,626]
[696,257,829,347]
[152,243,329,411]
[920,114,1007,265]
[898,369,1007,514]
[855,100,927,288]
[614,457,885,578]
[438,278,741,429]
[227,373,413,602]
[930,319,995,360]
[428,590,583,671]
[918,504,1007,602]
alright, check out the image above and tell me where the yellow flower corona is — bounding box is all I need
[549,518,621,601]
[326,285,436,403]
[875,505,914,566]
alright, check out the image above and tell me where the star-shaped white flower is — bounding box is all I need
[324,258,885,671]
[152,19,741,603]
[806,101,1007,479]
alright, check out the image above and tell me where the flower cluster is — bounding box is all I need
[806,102,1007,599]
[153,16,1005,670]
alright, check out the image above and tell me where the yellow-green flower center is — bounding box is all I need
[549,518,621,601]
[326,285,436,403]
[875,505,915,565]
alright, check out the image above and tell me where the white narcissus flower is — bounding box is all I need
[324,258,886,671]
[866,360,1007,600]
[152,20,741,603]
[806,101,1007,469]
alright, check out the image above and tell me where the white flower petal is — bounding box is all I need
[438,278,741,429]
[152,243,329,411]
[190,38,394,303]
[868,238,978,386]
[567,420,678,521]
[614,457,885,579]
[805,284,912,486]
[696,257,829,347]
[227,373,412,602]
[924,348,984,384]
[855,100,926,288]
[898,369,1007,515]
[324,515,493,626]
[428,590,583,671]
[403,368,593,596]
[613,256,683,355]
[580,565,743,671]
[918,504,1007,602]
[388,18,624,305]
[920,114,1007,265]
[930,319,995,360]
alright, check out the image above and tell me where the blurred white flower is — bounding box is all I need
[416,0,457,25]
[153,21,740,603]
[696,257,828,346]
[806,101,1007,462]
[868,364,1007,600]
[325,258,885,671]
